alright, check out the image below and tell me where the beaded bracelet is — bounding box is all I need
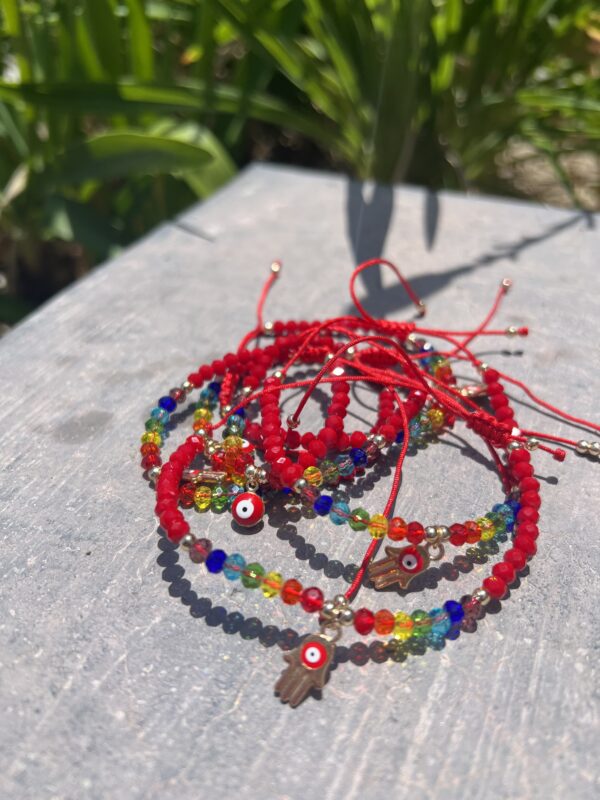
[139,259,595,706]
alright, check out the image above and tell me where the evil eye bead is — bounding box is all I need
[397,546,424,574]
[231,491,264,527]
[300,639,328,670]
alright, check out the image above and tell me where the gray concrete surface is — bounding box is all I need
[0,164,598,800]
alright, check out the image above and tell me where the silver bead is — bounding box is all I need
[245,465,257,479]
[333,593,347,608]
[263,320,274,332]
[286,415,300,429]
[473,587,491,606]
[293,478,308,494]
[589,442,600,458]
[373,433,386,449]
[147,465,161,482]
[273,370,283,380]
[325,353,335,362]
[501,277,512,291]
[436,525,451,541]
[222,404,232,415]
[321,600,336,618]
[506,440,521,452]
[257,468,268,483]
[576,440,590,454]
[271,260,281,274]
[181,380,193,393]
[526,437,539,451]
[425,525,438,543]
[338,607,355,626]
[180,533,196,550]
[242,386,252,396]
[506,326,518,337]
[346,346,356,357]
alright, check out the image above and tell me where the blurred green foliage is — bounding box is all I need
[0,0,598,321]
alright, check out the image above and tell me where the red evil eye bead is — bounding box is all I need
[397,546,424,574]
[300,639,329,670]
[231,492,264,527]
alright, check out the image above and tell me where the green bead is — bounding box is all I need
[241,562,265,589]
[349,508,370,531]
[487,511,506,535]
[320,460,340,485]
[145,418,164,433]
[211,485,228,512]
[410,610,432,638]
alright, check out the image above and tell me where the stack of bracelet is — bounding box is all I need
[139,258,596,707]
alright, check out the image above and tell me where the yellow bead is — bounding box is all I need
[262,571,283,598]
[141,431,162,445]
[230,472,245,486]
[194,407,212,422]
[223,435,243,452]
[477,516,495,541]
[303,466,323,487]
[393,612,413,641]
[368,513,388,539]
[427,407,445,431]
[194,485,212,511]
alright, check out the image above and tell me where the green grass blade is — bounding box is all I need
[124,0,155,81]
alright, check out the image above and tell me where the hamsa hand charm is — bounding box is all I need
[367,544,431,590]
[275,633,335,707]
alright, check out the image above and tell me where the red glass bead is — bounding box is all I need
[141,454,161,470]
[407,521,425,545]
[464,520,481,543]
[483,368,500,383]
[354,608,375,635]
[317,427,338,448]
[167,517,190,543]
[495,407,514,422]
[518,522,539,539]
[380,424,396,443]
[178,482,195,508]
[519,476,540,492]
[281,579,302,605]
[350,431,367,449]
[512,461,534,479]
[504,547,527,571]
[301,587,324,613]
[462,596,482,620]
[337,432,350,451]
[520,490,541,509]
[492,561,516,585]
[449,523,467,546]
[298,451,317,469]
[308,439,327,459]
[490,394,508,410]
[514,534,537,557]
[509,449,531,463]
[517,506,539,524]
[482,575,507,600]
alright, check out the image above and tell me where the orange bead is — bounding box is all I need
[374,609,395,635]
[281,579,302,605]
[140,443,159,456]
[388,517,408,541]
[465,520,481,543]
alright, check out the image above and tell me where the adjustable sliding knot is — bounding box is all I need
[465,411,512,447]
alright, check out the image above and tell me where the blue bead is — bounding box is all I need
[199,388,218,409]
[206,549,227,573]
[493,502,514,519]
[158,396,176,413]
[234,407,245,418]
[395,431,405,444]
[350,448,368,467]
[208,381,221,395]
[430,607,451,636]
[428,633,446,651]
[223,553,245,580]
[314,495,333,516]
[446,624,461,640]
[329,501,350,525]
[443,600,465,624]
[507,499,522,514]
[150,406,170,423]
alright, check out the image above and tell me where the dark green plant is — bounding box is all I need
[0,1,598,323]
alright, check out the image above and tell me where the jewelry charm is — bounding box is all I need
[231,491,265,527]
[275,628,338,707]
[367,544,433,590]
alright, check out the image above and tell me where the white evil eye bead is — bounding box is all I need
[231,492,264,527]
[399,546,424,574]
[300,640,328,670]
[241,439,255,454]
